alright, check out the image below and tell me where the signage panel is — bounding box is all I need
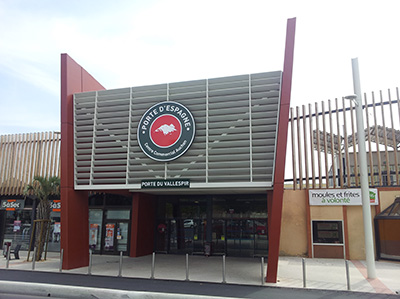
[51,200,61,212]
[141,179,190,189]
[309,189,378,206]
[137,101,195,162]
[0,199,25,210]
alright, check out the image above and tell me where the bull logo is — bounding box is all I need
[155,124,177,135]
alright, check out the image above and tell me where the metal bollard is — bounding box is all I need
[185,253,189,281]
[6,246,10,269]
[150,252,155,279]
[118,251,123,277]
[345,260,351,291]
[59,249,64,272]
[32,248,37,270]
[88,249,92,275]
[261,257,265,285]
[302,258,306,288]
[222,255,226,284]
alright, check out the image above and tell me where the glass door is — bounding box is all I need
[89,209,103,253]
[212,219,225,255]
[103,221,130,255]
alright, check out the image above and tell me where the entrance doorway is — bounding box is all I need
[89,208,131,255]
[155,195,268,257]
[103,221,130,254]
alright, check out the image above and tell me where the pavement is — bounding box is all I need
[0,251,399,298]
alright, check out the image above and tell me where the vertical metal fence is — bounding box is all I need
[288,88,400,189]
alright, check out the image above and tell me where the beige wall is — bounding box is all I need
[379,190,400,211]
[279,190,308,256]
[310,206,343,220]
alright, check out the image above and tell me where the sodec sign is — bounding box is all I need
[138,101,195,162]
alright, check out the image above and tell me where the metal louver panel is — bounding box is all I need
[74,71,282,191]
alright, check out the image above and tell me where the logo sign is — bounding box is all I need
[51,200,61,212]
[309,189,379,206]
[141,179,190,189]
[138,101,195,162]
[0,199,25,211]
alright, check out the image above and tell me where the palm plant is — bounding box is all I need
[24,176,60,261]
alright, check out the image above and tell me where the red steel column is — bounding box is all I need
[60,54,105,269]
[130,193,156,257]
[266,18,296,283]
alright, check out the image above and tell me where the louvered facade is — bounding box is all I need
[74,71,282,192]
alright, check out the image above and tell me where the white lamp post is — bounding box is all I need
[345,57,376,279]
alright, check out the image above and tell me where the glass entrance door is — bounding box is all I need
[103,221,129,255]
[226,219,267,257]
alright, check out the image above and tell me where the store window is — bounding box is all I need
[106,209,130,220]
[3,209,32,250]
[89,209,103,251]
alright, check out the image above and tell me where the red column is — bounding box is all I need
[130,193,156,257]
[60,54,105,269]
[266,18,296,283]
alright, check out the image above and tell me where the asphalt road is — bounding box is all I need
[0,269,398,299]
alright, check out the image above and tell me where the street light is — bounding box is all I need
[345,57,376,279]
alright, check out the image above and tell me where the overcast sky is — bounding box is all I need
[0,0,399,135]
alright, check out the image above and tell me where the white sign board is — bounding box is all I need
[309,189,378,206]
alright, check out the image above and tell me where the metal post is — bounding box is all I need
[118,251,123,277]
[302,258,306,288]
[32,248,37,270]
[222,255,226,284]
[59,249,64,272]
[185,253,189,281]
[6,245,10,269]
[350,58,377,279]
[345,260,351,291]
[150,252,155,279]
[88,249,92,275]
[261,257,265,285]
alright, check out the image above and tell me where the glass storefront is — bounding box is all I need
[155,194,268,257]
[0,198,61,252]
[88,193,132,255]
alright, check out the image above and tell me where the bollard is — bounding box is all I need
[261,257,265,285]
[150,252,155,279]
[302,258,306,288]
[222,255,226,284]
[59,249,64,272]
[32,248,37,270]
[185,253,189,281]
[118,251,123,277]
[345,260,351,291]
[88,249,92,275]
[6,246,10,269]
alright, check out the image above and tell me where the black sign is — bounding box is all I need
[137,101,195,162]
[0,199,25,210]
[141,179,190,189]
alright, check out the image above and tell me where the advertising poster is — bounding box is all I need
[105,224,115,249]
[13,220,21,232]
[309,189,379,206]
[89,224,99,247]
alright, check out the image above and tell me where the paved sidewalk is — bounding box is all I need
[0,251,399,295]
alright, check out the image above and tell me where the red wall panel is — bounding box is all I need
[60,54,105,269]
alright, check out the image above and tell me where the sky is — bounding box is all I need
[0,0,399,135]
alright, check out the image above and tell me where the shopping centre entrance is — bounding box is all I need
[154,194,268,257]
